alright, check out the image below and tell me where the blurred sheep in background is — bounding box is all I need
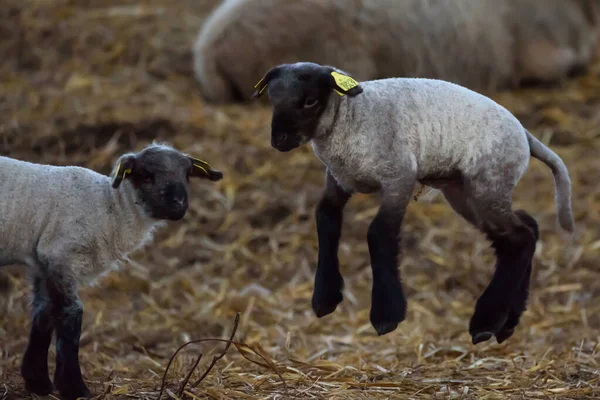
[193,0,600,103]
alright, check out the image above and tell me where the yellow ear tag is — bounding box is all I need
[190,157,212,175]
[331,71,359,96]
[254,77,268,95]
[193,163,209,175]
[115,161,131,180]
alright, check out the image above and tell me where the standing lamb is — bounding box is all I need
[194,0,600,103]
[252,62,575,344]
[0,143,223,400]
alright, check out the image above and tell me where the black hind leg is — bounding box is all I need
[468,197,538,345]
[443,182,537,345]
[495,210,539,344]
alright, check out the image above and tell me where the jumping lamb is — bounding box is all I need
[194,0,600,103]
[252,62,575,344]
[0,143,223,400]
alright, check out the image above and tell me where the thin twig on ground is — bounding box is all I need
[158,313,240,400]
[158,313,287,400]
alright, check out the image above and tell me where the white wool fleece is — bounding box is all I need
[0,158,161,285]
[310,78,574,232]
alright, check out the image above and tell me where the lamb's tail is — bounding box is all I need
[525,129,575,233]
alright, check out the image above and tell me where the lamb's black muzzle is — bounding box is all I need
[271,132,300,152]
[271,111,305,152]
[157,183,188,220]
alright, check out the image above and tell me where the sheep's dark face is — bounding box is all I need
[111,144,223,221]
[252,63,363,152]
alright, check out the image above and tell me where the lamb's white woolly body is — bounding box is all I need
[258,62,573,342]
[0,158,162,285]
[3,144,223,400]
[311,78,530,195]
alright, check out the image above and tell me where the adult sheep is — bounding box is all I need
[0,143,223,400]
[251,61,575,344]
[193,0,600,103]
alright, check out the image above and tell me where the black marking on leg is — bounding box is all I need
[21,277,54,396]
[495,210,539,344]
[367,206,407,336]
[312,173,351,318]
[469,215,537,345]
[47,279,91,400]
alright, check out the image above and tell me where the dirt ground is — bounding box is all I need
[1,1,599,399]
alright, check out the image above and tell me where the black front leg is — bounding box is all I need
[312,171,352,318]
[367,185,414,336]
[47,278,91,400]
[21,277,54,396]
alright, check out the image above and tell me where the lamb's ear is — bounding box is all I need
[327,69,363,97]
[188,157,224,181]
[251,66,283,99]
[111,155,136,189]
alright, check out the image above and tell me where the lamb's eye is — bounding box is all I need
[304,97,318,108]
[141,171,154,184]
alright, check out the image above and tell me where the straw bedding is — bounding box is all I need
[0,1,599,399]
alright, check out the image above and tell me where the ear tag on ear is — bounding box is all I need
[115,161,131,180]
[111,160,132,189]
[331,71,359,96]
[253,77,268,95]
[117,163,131,179]
[190,157,213,175]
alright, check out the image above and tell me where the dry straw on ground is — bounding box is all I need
[1,1,599,399]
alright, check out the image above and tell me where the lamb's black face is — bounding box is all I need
[111,144,223,221]
[129,149,192,220]
[252,63,363,152]
[267,65,333,152]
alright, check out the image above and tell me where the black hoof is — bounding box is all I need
[471,331,494,345]
[495,328,515,344]
[469,304,508,338]
[312,290,343,318]
[312,271,344,318]
[24,377,54,396]
[372,321,399,336]
[369,301,406,337]
[369,284,406,337]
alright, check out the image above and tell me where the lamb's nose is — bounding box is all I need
[166,183,187,207]
[272,133,288,148]
[172,196,185,207]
